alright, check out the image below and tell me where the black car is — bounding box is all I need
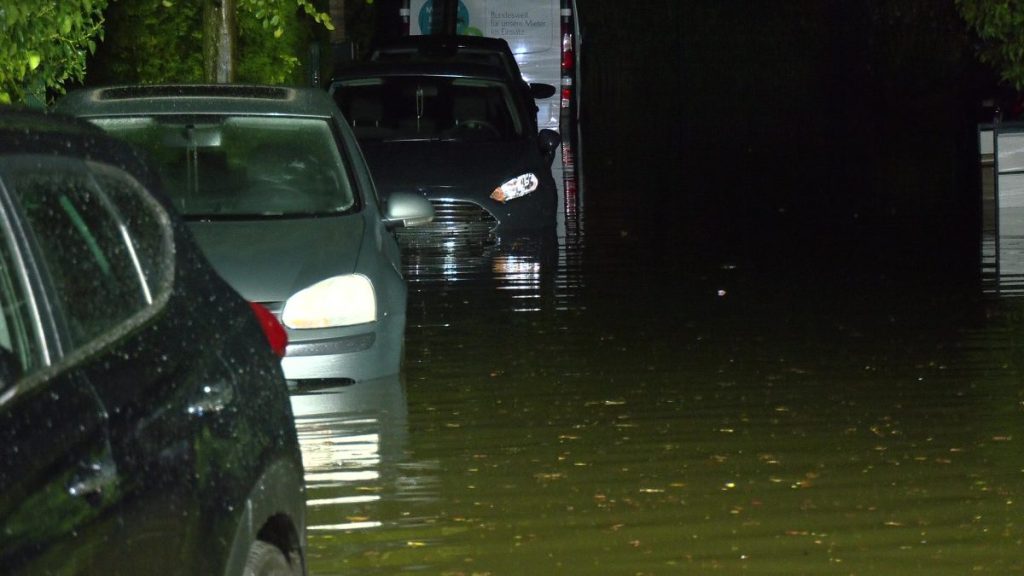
[329,62,561,246]
[0,109,306,575]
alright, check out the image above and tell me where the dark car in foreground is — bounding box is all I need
[0,109,305,575]
[57,84,434,384]
[328,62,561,247]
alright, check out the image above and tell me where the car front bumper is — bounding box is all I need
[264,306,404,384]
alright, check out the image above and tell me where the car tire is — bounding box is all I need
[243,540,302,576]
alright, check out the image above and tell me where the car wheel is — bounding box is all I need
[243,541,302,576]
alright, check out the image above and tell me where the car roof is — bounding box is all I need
[55,84,342,118]
[0,107,173,209]
[1,108,143,165]
[368,35,523,80]
[372,34,514,53]
[331,61,512,84]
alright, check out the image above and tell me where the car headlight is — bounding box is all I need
[281,274,376,329]
[490,172,538,203]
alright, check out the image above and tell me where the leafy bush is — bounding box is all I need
[0,1,108,105]
[87,0,332,86]
[957,0,1024,89]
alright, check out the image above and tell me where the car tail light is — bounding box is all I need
[561,33,575,72]
[560,4,575,110]
[249,302,288,358]
[400,0,411,35]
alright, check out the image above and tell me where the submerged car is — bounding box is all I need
[328,62,561,246]
[0,109,305,575]
[57,84,434,383]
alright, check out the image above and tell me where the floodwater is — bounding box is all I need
[290,197,1024,574]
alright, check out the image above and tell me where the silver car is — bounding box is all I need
[57,85,433,384]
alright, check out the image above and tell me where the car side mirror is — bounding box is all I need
[538,129,561,165]
[530,83,557,100]
[383,191,434,229]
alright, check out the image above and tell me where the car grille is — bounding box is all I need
[395,199,498,247]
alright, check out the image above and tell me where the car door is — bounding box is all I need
[0,158,118,575]
[4,153,221,574]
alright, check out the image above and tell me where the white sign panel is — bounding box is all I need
[408,0,556,54]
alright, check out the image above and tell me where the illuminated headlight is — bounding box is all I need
[281,274,376,329]
[490,173,538,203]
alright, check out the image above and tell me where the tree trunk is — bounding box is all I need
[330,0,346,43]
[203,0,237,83]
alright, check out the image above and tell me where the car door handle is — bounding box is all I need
[187,379,235,417]
[68,449,118,506]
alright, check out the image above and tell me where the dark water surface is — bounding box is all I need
[290,205,1024,574]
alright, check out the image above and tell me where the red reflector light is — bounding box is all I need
[561,34,575,72]
[249,302,288,358]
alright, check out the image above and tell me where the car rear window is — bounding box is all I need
[91,116,357,218]
[333,77,522,143]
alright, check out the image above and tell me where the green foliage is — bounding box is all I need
[89,1,204,84]
[242,0,334,38]
[238,1,314,85]
[87,0,332,86]
[956,0,1024,89]
[0,1,108,105]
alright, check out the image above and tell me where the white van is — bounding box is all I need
[399,0,582,227]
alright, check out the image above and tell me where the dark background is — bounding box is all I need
[367,0,997,284]
[572,2,992,281]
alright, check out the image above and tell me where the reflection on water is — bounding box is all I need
[401,228,585,316]
[297,204,1024,574]
[291,377,412,537]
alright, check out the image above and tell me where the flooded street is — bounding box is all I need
[291,204,1024,574]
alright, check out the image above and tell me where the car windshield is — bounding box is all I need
[333,77,522,143]
[90,115,356,218]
